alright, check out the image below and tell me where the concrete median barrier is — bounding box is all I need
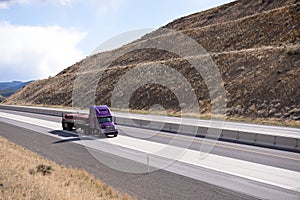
[0,104,299,152]
[297,139,300,151]
[221,130,238,141]
[238,132,256,143]
[255,134,276,146]
[178,124,197,136]
[275,136,297,149]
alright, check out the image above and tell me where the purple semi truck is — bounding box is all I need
[62,105,118,137]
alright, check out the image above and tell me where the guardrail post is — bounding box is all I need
[147,156,150,173]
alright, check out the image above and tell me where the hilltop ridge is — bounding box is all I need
[3,0,300,122]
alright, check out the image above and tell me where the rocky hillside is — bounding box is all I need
[3,0,300,120]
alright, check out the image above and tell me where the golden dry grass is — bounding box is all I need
[2,1,299,127]
[0,136,134,200]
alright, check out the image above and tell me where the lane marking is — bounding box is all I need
[107,135,300,192]
[1,111,300,192]
[2,110,300,161]
[120,126,300,162]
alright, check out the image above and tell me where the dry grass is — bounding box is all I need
[226,116,300,128]
[3,2,299,123]
[0,136,134,200]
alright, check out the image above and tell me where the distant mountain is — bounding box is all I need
[0,81,33,98]
[0,95,5,102]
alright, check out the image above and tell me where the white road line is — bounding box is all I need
[0,111,61,130]
[1,111,300,192]
[108,133,300,192]
[2,104,300,138]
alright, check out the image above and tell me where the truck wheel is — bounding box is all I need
[62,122,68,130]
[67,123,73,131]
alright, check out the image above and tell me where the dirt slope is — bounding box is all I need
[4,0,300,121]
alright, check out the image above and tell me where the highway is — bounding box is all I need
[2,104,300,138]
[0,109,300,200]
[3,104,300,138]
[1,104,299,152]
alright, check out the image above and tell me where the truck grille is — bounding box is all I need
[106,126,115,132]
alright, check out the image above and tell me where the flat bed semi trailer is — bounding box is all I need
[62,105,118,137]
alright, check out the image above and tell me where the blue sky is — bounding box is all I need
[0,0,234,82]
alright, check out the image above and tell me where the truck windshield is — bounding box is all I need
[98,117,112,123]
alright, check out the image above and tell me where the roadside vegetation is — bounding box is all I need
[3,1,299,124]
[0,136,133,200]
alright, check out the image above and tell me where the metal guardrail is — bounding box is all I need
[0,104,299,152]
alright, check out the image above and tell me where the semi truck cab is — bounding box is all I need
[62,105,118,137]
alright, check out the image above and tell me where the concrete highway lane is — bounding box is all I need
[0,122,257,200]
[1,110,300,199]
[2,109,300,171]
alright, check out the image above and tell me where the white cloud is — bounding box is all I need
[0,0,74,9]
[94,0,124,15]
[82,0,125,16]
[0,21,87,81]
[59,0,72,5]
[0,0,11,9]
[0,0,124,11]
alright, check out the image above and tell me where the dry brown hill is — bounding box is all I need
[4,0,300,121]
